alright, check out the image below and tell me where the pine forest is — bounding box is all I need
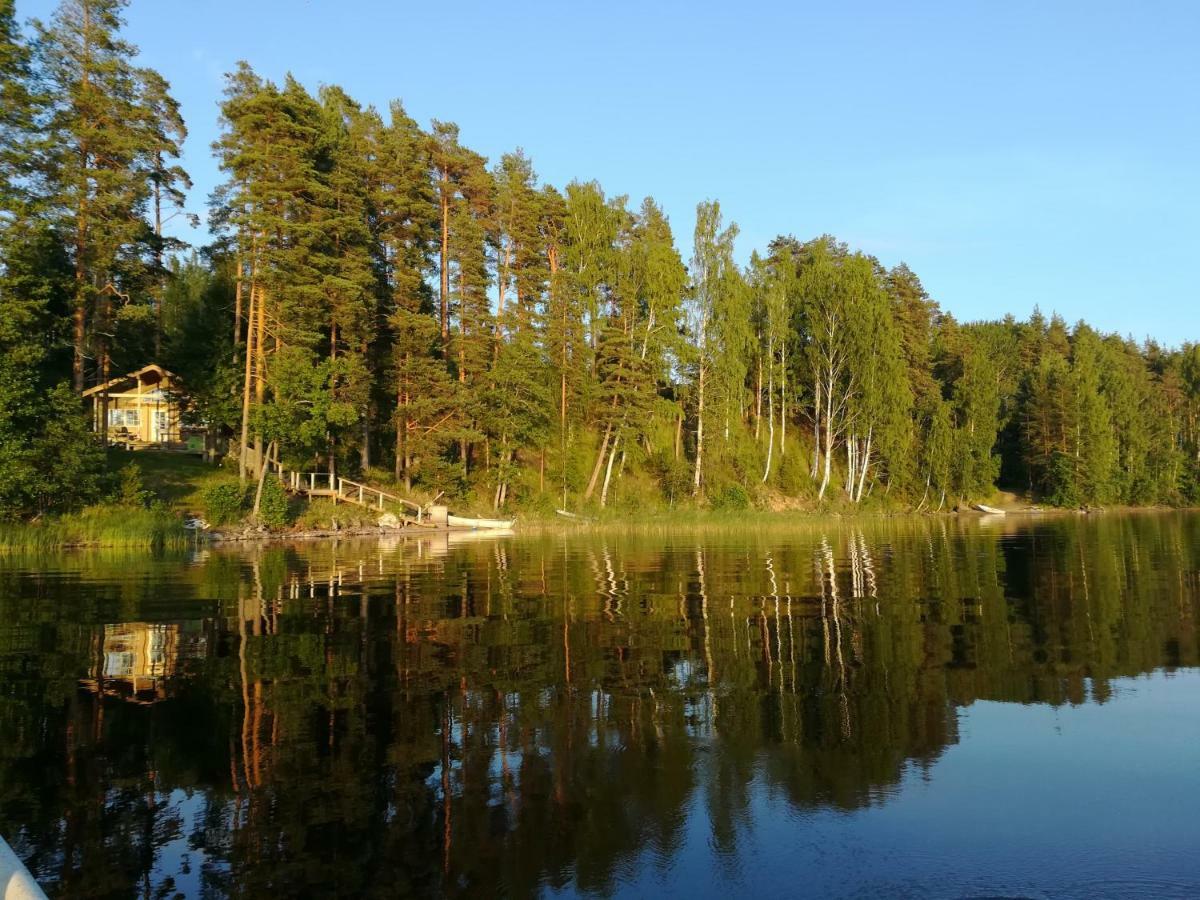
[3,0,1200,525]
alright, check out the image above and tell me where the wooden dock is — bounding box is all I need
[266,460,431,527]
[263,460,514,530]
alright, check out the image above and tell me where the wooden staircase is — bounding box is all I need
[266,459,431,526]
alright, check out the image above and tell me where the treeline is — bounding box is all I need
[2,0,1199,519]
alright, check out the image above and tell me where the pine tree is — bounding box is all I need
[138,68,193,358]
[376,102,447,488]
[0,0,39,217]
[0,220,102,517]
[33,0,167,399]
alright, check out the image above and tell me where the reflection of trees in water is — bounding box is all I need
[0,514,1197,897]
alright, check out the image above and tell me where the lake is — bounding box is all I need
[1,513,1198,899]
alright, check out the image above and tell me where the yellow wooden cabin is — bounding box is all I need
[82,363,194,448]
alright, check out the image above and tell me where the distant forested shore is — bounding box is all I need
[2,0,1198,527]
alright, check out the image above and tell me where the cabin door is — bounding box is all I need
[153,410,169,443]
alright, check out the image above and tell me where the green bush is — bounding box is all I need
[202,481,248,525]
[777,446,810,497]
[256,477,290,527]
[710,483,752,511]
[651,451,693,506]
[116,463,154,508]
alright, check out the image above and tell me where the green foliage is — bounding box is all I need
[115,463,152,508]
[256,476,290,528]
[709,484,752,512]
[202,481,249,526]
[0,0,1195,528]
[0,382,105,521]
[0,503,186,551]
[650,451,693,506]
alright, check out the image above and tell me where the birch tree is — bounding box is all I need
[687,200,743,496]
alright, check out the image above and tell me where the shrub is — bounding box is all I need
[294,498,376,530]
[202,481,248,525]
[652,451,693,506]
[777,446,810,497]
[710,483,751,511]
[116,463,153,508]
[256,477,290,528]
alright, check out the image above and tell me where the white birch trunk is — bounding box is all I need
[762,337,775,483]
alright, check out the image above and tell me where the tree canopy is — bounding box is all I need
[1,0,1197,520]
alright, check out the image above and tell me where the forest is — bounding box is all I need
[2,0,1199,522]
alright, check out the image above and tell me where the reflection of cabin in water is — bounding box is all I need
[79,622,208,705]
[82,364,201,449]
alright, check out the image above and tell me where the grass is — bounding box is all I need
[0,449,215,552]
[108,447,229,514]
[0,504,191,552]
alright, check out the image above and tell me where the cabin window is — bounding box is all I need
[108,408,140,428]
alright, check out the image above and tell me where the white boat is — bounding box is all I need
[447,514,516,530]
[1,834,47,899]
[972,503,1006,515]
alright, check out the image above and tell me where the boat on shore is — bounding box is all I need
[447,514,516,530]
[972,503,1006,515]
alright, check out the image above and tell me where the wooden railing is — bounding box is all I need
[266,459,426,524]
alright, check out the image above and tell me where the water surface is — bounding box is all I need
[2,514,1198,898]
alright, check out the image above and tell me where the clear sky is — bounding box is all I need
[17,0,1200,343]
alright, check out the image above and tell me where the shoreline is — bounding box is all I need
[2,503,1191,553]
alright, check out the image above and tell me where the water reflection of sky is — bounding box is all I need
[567,672,1200,899]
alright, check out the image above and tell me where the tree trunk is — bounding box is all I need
[252,441,277,519]
[854,428,872,503]
[780,340,787,456]
[153,169,166,361]
[584,421,612,500]
[754,356,762,440]
[818,377,834,501]
[693,362,706,494]
[98,342,110,449]
[600,436,620,508]
[439,172,450,341]
[762,339,774,483]
[811,378,822,479]
[845,436,855,496]
[72,162,89,395]
[361,409,371,471]
[252,279,267,474]
[238,278,257,483]
[233,250,243,346]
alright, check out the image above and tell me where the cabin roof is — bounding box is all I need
[81,364,180,398]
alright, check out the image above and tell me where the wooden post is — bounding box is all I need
[359,484,364,505]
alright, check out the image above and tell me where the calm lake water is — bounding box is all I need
[2,514,1199,899]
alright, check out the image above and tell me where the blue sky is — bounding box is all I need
[18,0,1200,343]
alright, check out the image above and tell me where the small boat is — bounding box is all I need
[972,503,1006,515]
[1,833,47,899]
[447,514,516,530]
